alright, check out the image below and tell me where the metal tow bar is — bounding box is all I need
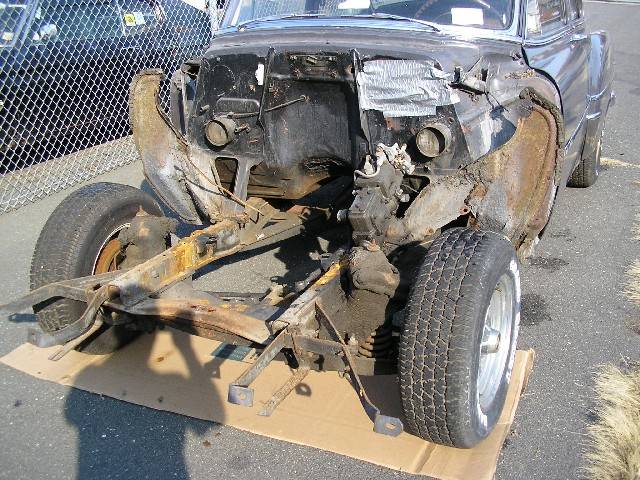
[227,303,403,437]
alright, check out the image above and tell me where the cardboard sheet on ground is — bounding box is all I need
[1,330,534,479]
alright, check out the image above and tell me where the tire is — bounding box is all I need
[568,128,603,188]
[30,182,163,354]
[398,227,520,448]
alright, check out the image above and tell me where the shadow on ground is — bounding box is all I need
[63,328,223,479]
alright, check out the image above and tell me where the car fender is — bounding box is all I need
[582,30,614,165]
[130,69,204,224]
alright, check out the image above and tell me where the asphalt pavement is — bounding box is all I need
[1,2,639,478]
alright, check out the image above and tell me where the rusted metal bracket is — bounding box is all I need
[0,272,122,350]
[111,298,273,345]
[49,318,104,361]
[228,328,290,407]
[315,303,403,437]
[112,219,242,306]
[0,271,121,316]
[47,284,118,360]
[226,302,403,437]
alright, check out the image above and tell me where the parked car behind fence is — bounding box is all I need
[0,0,213,208]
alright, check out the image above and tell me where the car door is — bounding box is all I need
[523,0,589,170]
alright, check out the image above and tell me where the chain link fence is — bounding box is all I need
[0,0,218,213]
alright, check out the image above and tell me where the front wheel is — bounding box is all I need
[398,228,520,448]
[30,182,164,354]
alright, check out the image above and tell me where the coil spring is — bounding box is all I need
[358,323,394,358]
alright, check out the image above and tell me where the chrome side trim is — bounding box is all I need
[587,86,609,101]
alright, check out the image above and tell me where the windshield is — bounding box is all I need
[0,1,29,47]
[223,0,514,30]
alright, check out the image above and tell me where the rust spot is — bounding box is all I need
[316,259,347,285]
[228,303,249,312]
[156,356,165,362]
[203,440,212,447]
[468,103,560,253]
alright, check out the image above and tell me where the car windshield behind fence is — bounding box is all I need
[225,0,514,29]
[0,0,213,213]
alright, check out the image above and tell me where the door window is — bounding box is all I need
[31,0,123,43]
[526,0,565,36]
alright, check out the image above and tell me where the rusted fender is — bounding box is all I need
[130,70,200,222]
[386,100,561,256]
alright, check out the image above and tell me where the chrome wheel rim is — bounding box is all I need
[477,272,514,412]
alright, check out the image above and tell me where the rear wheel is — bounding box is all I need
[568,126,603,188]
[398,228,520,448]
[30,182,163,354]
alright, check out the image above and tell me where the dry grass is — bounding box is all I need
[601,157,640,169]
[627,318,640,336]
[625,260,640,305]
[583,157,640,480]
[584,364,640,480]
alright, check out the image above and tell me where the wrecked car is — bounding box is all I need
[5,0,613,449]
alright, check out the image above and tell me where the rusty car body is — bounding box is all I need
[3,0,613,449]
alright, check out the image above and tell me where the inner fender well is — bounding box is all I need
[467,100,561,254]
[390,93,563,257]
